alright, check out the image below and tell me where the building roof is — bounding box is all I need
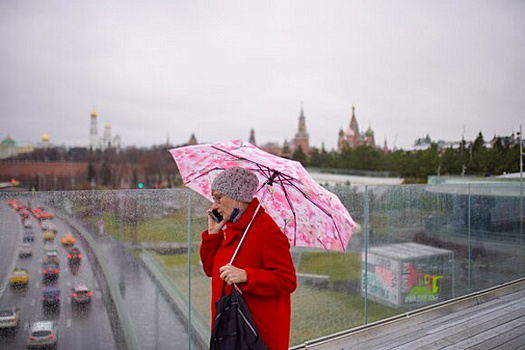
[1,135,15,145]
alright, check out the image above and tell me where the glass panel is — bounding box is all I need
[1,182,523,349]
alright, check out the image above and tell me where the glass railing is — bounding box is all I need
[0,181,523,349]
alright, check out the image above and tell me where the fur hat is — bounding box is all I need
[211,167,259,203]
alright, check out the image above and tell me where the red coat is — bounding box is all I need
[200,198,297,350]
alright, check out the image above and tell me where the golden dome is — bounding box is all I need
[105,123,111,129]
[90,109,98,117]
[42,133,50,142]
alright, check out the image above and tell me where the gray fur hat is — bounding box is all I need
[211,167,259,203]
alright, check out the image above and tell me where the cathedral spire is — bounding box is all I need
[293,104,310,155]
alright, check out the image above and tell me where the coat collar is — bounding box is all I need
[223,198,262,243]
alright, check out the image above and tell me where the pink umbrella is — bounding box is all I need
[169,139,357,252]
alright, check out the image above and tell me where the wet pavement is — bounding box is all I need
[93,235,201,350]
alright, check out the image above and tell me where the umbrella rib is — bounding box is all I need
[275,173,299,247]
[183,166,227,186]
[276,176,334,251]
[276,176,347,251]
[186,144,348,251]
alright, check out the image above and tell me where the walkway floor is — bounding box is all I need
[292,278,525,350]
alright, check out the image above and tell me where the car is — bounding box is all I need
[0,307,21,330]
[61,234,76,246]
[41,288,60,308]
[22,218,32,228]
[40,220,51,230]
[43,250,59,265]
[42,230,55,241]
[9,268,28,288]
[67,248,82,265]
[18,243,33,258]
[6,199,25,210]
[42,264,59,281]
[71,284,93,304]
[23,229,35,242]
[27,321,57,348]
[41,221,58,233]
[18,209,30,219]
[49,222,58,233]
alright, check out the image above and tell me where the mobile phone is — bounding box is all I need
[209,209,224,223]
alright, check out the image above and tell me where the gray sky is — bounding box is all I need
[1,0,524,151]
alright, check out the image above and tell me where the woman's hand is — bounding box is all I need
[207,208,227,234]
[219,264,247,285]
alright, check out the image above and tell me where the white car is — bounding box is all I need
[18,243,33,258]
[27,321,57,348]
[41,221,58,233]
[43,249,59,265]
[0,307,20,330]
[71,284,93,304]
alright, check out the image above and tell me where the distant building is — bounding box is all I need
[257,106,310,157]
[292,107,310,155]
[89,110,121,151]
[0,135,34,159]
[337,106,377,151]
[37,134,51,149]
[0,135,17,159]
[248,128,256,146]
[489,133,521,148]
[413,134,451,150]
[187,133,198,145]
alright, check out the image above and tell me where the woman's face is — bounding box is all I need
[212,191,235,220]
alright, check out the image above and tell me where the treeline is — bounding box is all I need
[294,132,521,182]
[7,132,522,189]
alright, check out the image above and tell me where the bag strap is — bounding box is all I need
[228,189,266,265]
[228,200,262,265]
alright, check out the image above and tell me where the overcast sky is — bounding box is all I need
[1,0,524,151]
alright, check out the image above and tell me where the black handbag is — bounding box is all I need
[210,203,268,350]
[210,283,268,350]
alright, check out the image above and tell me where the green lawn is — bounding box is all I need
[100,212,400,345]
[156,249,400,346]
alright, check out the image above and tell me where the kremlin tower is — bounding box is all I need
[292,106,310,155]
[89,110,121,151]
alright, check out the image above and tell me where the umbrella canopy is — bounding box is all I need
[169,139,357,252]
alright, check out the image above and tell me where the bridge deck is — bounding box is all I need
[292,278,525,350]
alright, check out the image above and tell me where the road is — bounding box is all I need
[0,201,114,349]
[93,237,198,349]
[1,197,201,350]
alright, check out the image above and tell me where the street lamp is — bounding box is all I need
[518,125,523,272]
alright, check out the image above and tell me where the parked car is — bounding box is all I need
[71,284,93,304]
[27,321,57,348]
[67,248,82,265]
[41,288,60,308]
[9,268,28,288]
[42,264,59,281]
[18,243,33,258]
[61,234,76,247]
[0,307,21,330]
[22,219,32,228]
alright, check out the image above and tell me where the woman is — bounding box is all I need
[200,167,297,350]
